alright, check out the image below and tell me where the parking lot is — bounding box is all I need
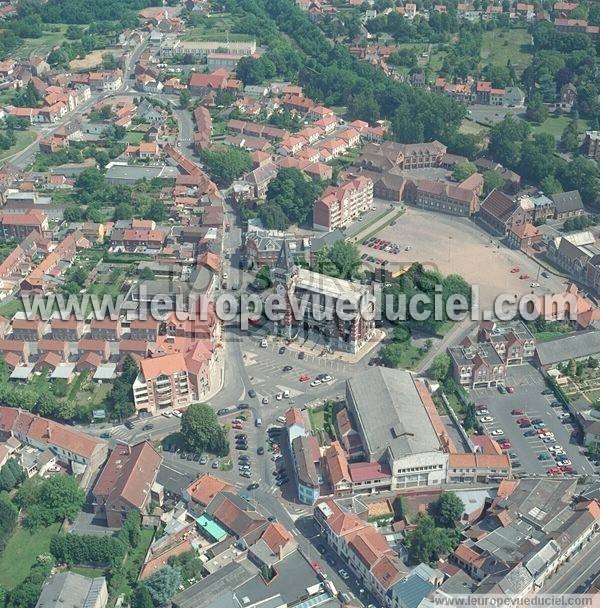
[470,364,595,477]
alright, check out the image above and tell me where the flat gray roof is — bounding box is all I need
[93,364,117,380]
[536,331,600,366]
[346,367,441,460]
[10,365,34,380]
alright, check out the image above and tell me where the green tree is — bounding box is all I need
[131,585,154,608]
[482,170,505,196]
[180,403,229,456]
[451,161,476,182]
[200,148,252,187]
[430,353,451,381]
[143,565,182,606]
[540,175,563,195]
[433,492,464,528]
[179,89,191,110]
[405,514,460,564]
[525,93,549,123]
[560,118,580,153]
[379,342,406,368]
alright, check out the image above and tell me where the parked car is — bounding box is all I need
[511,409,525,416]
[283,366,293,372]
[338,569,350,580]
[506,386,515,393]
[299,374,311,382]
[257,446,264,455]
[278,346,286,354]
[248,389,256,398]
[480,416,494,423]
[491,429,505,436]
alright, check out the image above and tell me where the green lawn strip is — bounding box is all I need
[0,130,37,164]
[0,523,62,590]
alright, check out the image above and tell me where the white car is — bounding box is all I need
[260,339,268,348]
[162,411,173,418]
[478,409,489,415]
[530,282,540,288]
[480,416,494,423]
[173,410,182,418]
[540,432,555,439]
[322,374,333,382]
[553,449,567,457]
[310,380,322,387]
[556,458,572,466]
[491,429,504,436]
[276,392,283,401]
[283,390,290,399]
[548,445,564,452]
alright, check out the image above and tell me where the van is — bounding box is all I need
[277,416,286,424]
[255,417,262,427]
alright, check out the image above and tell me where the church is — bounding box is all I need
[270,241,375,354]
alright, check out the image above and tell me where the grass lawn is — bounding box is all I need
[183,14,250,41]
[534,330,567,342]
[70,565,108,578]
[0,523,61,589]
[459,118,490,136]
[118,528,154,595]
[308,407,325,432]
[125,130,145,144]
[533,115,591,139]
[393,342,426,370]
[0,298,24,318]
[480,28,532,74]
[0,130,37,164]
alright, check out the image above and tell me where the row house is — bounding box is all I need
[90,318,122,341]
[129,318,160,342]
[554,18,600,35]
[314,499,408,606]
[0,407,107,473]
[227,119,288,142]
[88,69,123,92]
[188,69,241,96]
[110,228,167,252]
[313,175,374,231]
[50,317,84,341]
[10,318,46,342]
[21,230,89,292]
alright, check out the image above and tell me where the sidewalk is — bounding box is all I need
[275,328,385,365]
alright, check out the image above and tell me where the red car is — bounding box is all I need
[511,409,524,415]
[299,374,311,382]
[499,441,511,449]
[519,274,530,280]
[516,418,530,425]
[232,423,242,430]
[506,386,515,393]
[510,267,520,273]
[536,428,549,435]
[547,467,563,476]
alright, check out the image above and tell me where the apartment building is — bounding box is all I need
[313,175,373,231]
[449,337,506,388]
[133,353,192,413]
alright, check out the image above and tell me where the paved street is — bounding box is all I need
[543,535,600,593]
[471,364,595,476]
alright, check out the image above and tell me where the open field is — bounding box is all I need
[0,523,61,589]
[459,118,490,136]
[183,14,251,41]
[480,28,532,73]
[368,206,567,308]
[533,115,591,139]
[0,130,37,164]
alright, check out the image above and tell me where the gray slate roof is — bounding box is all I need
[346,367,441,460]
[536,330,600,366]
[551,190,584,215]
[35,572,106,608]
